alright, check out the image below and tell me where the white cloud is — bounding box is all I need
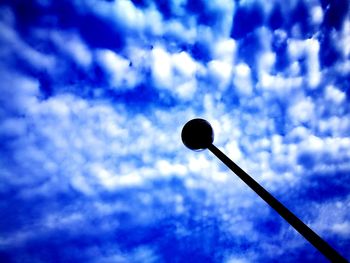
[206,0,235,37]
[0,71,39,114]
[287,126,310,142]
[296,133,350,174]
[332,222,350,236]
[318,116,350,137]
[213,38,236,63]
[70,174,95,195]
[310,198,350,239]
[164,19,197,42]
[89,163,143,190]
[258,51,276,74]
[97,49,140,89]
[224,140,242,162]
[156,159,187,177]
[45,212,84,229]
[287,38,321,88]
[0,87,224,196]
[50,31,92,67]
[86,0,174,38]
[333,20,350,58]
[0,19,55,71]
[324,85,346,105]
[174,80,197,100]
[257,45,304,97]
[288,97,315,125]
[91,0,145,32]
[151,46,173,89]
[306,39,321,88]
[232,63,253,96]
[301,135,324,155]
[142,7,165,36]
[151,47,201,100]
[172,51,197,77]
[207,60,232,90]
[311,5,324,25]
[225,257,250,263]
[257,73,303,98]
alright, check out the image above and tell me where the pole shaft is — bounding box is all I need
[208,144,347,262]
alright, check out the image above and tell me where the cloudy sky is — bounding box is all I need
[0,0,349,262]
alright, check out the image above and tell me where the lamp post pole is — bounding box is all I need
[181,118,348,263]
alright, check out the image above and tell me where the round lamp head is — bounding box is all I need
[181,118,214,151]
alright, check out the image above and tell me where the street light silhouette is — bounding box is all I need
[181,118,348,263]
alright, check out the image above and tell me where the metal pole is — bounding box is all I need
[208,144,347,263]
[181,118,348,262]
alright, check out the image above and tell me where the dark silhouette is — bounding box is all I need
[181,118,348,262]
[182,119,214,151]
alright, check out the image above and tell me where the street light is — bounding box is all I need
[181,118,347,262]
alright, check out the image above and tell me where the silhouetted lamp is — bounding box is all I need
[182,118,348,263]
[181,118,214,151]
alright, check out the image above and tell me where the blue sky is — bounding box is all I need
[0,0,349,262]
